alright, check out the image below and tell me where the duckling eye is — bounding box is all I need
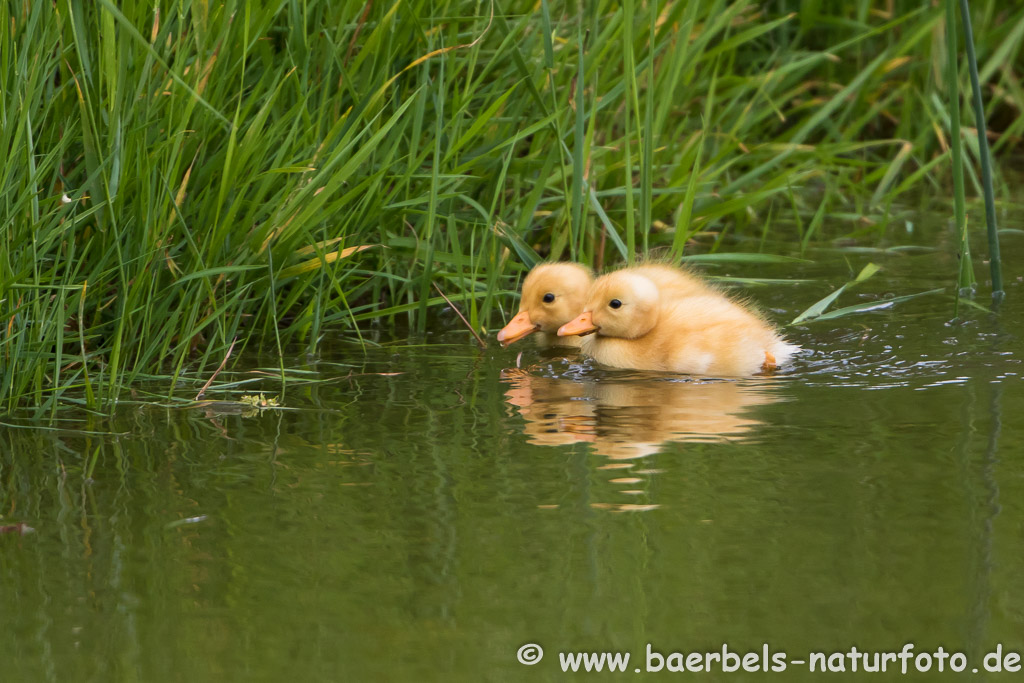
[609,299,622,309]
[542,293,555,303]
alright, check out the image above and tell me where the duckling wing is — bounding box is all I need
[655,297,791,377]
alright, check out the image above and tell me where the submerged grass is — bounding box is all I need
[1,1,1023,413]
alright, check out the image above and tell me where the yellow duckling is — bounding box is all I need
[497,262,594,347]
[557,269,799,376]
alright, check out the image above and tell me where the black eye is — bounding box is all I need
[542,293,555,303]
[609,299,622,309]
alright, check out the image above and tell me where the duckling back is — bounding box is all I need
[653,295,797,376]
[627,263,714,298]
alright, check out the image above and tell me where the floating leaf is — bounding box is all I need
[791,284,848,324]
[791,262,881,324]
[854,262,881,283]
[808,288,944,322]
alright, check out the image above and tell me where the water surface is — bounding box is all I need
[2,233,1023,681]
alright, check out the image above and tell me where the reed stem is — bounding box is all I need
[959,0,1004,303]
[944,0,974,317]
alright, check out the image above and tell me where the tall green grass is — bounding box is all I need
[945,0,976,317]
[2,1,1023,414]
[959,0,1004,302]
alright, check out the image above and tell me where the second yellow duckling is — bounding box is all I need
[557,269,799,376]
[497,262,594,348]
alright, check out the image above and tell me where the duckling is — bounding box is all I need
[497,262,594,347]
[557,270,799,376]
[628,262,715,298]
[496,260,709,348]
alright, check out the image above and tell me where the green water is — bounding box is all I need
[2,235,1023,681]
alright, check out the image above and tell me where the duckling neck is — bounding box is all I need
[598,310,660,341]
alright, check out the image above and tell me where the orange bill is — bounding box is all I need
[558,311,597,337]
[497,311,539,346]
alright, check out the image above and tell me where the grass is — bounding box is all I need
[1,0,1022,414]
[959,0,1004,302]
[945,0,975,318]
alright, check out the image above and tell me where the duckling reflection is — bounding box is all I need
[501,368,597,448]
[587,379,780,459]
[502,370,782,458]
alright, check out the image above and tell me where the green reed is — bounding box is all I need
[959,0,1004,302]
[945,0,975,319]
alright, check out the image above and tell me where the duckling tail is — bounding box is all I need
[767,341,801,369]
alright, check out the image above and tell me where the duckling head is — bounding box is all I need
[497,262,593,346]
[558,271,660,340]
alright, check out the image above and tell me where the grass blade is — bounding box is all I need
[944,0,974,317]
[958,0,1003,301]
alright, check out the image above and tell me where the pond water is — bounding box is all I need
[2,228,1023,681]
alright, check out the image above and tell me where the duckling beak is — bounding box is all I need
[558,311,597,337]
[497,311,539,346]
